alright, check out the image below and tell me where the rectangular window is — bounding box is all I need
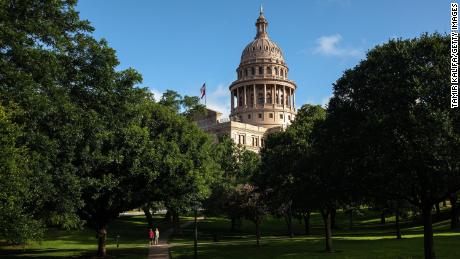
[259,67,263,75]
[248,114,251,119]
[258,113,262,118]
[238,135,246,145]
[280,114,283,119]
[269,113,273,118]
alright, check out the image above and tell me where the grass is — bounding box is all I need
[0,213,168,259]
[1,208,459,258]
[169,208,460,259]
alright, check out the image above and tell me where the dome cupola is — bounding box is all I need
[240,6,284,64]
[229,7,297,129]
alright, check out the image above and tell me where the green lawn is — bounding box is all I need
[2,209,459,259]
[0,214,167,258]
[169,209,460,259]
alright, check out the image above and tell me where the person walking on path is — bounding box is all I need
[154,228,160,245]
[149,228,154,246]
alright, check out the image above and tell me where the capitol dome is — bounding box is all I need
[229,7,297,130]
[241,38,284,64]
[240,9,285,64]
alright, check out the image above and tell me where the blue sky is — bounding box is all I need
[76,0,449,116]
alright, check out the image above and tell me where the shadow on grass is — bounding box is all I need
[0,215,154,259]
[171,235,460,259]
[0,246,148,259]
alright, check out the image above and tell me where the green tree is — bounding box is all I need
[0,0,94,235]
[0,105,44,244]
[329,33,460,259]
[158,90,205,119]
[205,136,260,231]
[258,130,298,237]
[238,184,267,246]
[78,85,160,257]
[159,90,182,112]
[148,104,218,234]
[0,0,165,255]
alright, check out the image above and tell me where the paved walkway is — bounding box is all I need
[147,221,195,259]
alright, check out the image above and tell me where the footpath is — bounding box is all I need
[147,221,195,259]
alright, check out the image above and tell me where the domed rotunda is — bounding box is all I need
[195,8,298,152]
[229,7,297,128]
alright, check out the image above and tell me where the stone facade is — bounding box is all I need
[195,8,296,152]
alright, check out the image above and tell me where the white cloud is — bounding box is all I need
[205,83,231,118]
[314,34,362,58]
[321,94,333,108]
[149,88,162,102]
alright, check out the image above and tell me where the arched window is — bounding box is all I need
[259,66,263,75]
[245,69,248,76]
[251,67,255,75]
[267,67,272,75]
[274,67,279,76]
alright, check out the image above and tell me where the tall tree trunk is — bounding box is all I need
[255,221,260,246]
[164,209,172,223]
[285,215,293,238]
[321,209,333,253]
[172,211,182,235]
[450,194,459,229]
[142,207,154,228]
[349,209,353,229]
[422,204,436,259]
[303,211,311,235]
[331,208,337,229]
[97,225,107,257]
[286,204,294,238]
[395,208,401,239]
[381,210,386,224]
[231,217,237,231]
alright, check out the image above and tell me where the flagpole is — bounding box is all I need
[201,82,206,107]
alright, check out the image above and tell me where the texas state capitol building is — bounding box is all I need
[196,9,297,153]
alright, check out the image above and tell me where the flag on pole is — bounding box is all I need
[200,83,206,99]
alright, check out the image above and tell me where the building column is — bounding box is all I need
[263,84,266,106]
[253,84,256,108]
[276,85,280,105]
[244,85,247,107]
[283,85,286,108]
[231,90,234,112]
[237,87,240,108]
[293,92,296,110]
